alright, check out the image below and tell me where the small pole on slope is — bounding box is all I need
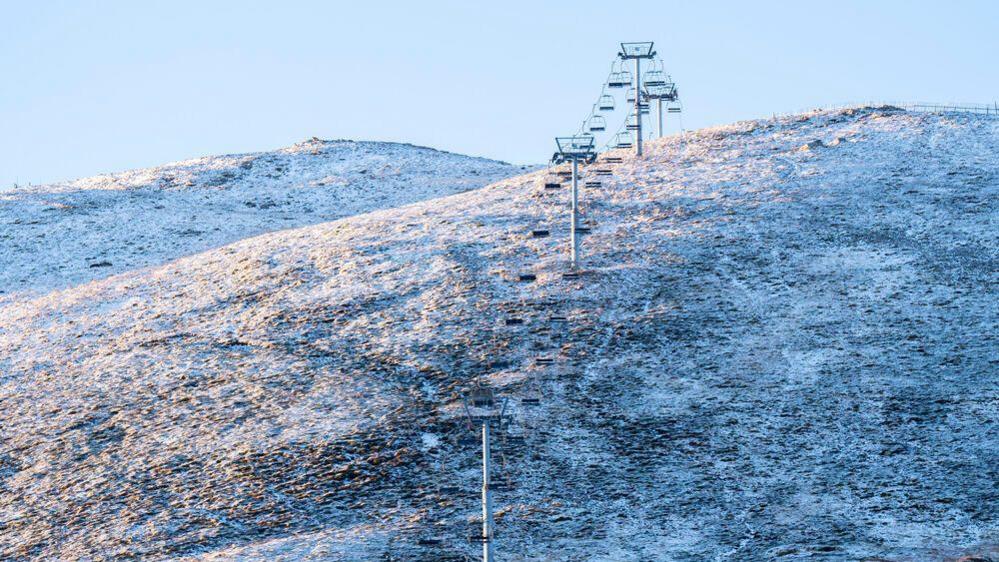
[463,384,505,562]
[634,56,643,156]
[570,158,579,269]
[482,419,493,562]
[657,97,664,138]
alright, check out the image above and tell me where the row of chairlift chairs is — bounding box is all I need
[580,59,680,149]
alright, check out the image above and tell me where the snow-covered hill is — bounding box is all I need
[0,139,523,301]
[1,107,996,561]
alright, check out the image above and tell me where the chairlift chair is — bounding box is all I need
[614,132,633,149]
[644,70,666,87]
[598,94,615,111]
[469,386,496,409]
[505,434,527,445]
[588,115,606,132]
[608,68,633,88]
[626,87,638,103]
[606,72,627,88]
[491,476,514,491]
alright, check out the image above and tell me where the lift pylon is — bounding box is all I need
[552,136,596,270]
[618,42,656,157]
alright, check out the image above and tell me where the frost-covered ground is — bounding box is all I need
[0,139,523,301]
[0,107,996,561]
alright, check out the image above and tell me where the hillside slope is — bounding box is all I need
[0,139,522,301]
[0,107,996,561]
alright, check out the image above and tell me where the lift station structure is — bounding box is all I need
[552,135,596,270]
[618,42,657,156]
[570,40,682,156]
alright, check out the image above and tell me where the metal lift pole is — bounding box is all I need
[657,97,664,138]
[482,420,494,562]
[634,57,643,157]
[554,135,594,274]
[570,158,579,269]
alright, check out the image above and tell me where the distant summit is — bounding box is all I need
[0,140,523,299]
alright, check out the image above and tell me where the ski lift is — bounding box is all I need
[531,229,550,238]
[626,115,640,130]
[417,538,443,546]
[614,132,633,149]
[585,180,601,187]
[544,182,561,190]
[606,72,627,88]
[491,475,514,491]
[644,70,666,87]
[598,94,615,111]
[626,87,638,103]
[587,114,606,132]
[518,273,536,282]
[505,434,527,446]
[668,104,682,113]
[607,68,633,88]
[603,156,623,164]
[504,317,524,326]
[470,387,495,408]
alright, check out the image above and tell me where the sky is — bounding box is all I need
[2,0,998,186]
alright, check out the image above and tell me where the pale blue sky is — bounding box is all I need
[2,0,997,186]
